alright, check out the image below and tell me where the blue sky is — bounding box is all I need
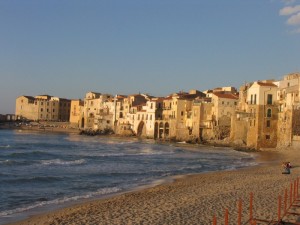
[0,0,300,114]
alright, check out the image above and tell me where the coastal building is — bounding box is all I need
[190,98,213,142]
[81,91,114,130]
[15,95,71,121]
[132,97,163,138]
[157,90,206,141]
[231,81,279,149]
[210,92,239,140]
[276,73,300,147]
[69,99,84,127]
[115,94,148,135]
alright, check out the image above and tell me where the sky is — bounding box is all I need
[0,0,300,114]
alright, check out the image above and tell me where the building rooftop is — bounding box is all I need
[213,92,239,100]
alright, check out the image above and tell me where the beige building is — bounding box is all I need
[69,99,84,127]
[210,92,239,140]
[156,90,206,141]
[16,95,71,121]
[231,81,279,149]
[82,91,114,130]
[276,73,300,147]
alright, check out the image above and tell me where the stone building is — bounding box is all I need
[69,99,84,127]
[15,95,71,121]
[211,92,239,140]
[156,90,206,141]
[276,73,300,147]
[231,81,279,149]
[81,92,114,130]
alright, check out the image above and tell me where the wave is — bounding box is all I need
[40,159,86,166]
[0,187,121,217]
[0,145,10,149]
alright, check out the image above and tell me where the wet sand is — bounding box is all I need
[7,147,300,225]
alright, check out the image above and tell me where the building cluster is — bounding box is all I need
[15,72,300,150]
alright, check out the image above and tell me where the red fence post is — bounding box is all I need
[238,198,242,225]
[250,192,253,222]
[278,195,282,223]
[212,215,217,225]
[224,208,229,225]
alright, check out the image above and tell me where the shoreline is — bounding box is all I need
[6,147,300,225]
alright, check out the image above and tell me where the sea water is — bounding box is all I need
[0,129,256,224]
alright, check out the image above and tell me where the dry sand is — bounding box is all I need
[8,147,300,225]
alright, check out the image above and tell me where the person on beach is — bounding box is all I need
[282,162,291,174]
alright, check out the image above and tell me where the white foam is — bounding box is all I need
[0,187,121,217]
[41,159,86,166]
[0,145,10,148]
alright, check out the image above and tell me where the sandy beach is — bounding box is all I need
[7,147,300,225]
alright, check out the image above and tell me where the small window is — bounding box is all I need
[266,135,270,140]
[267,109,272,118]
[266,120,271,127]
[267,94,273,105]
[181,111,184,116]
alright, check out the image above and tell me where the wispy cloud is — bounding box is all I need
[279,5,300,15]
[279,2,300,33]
[287,12,300,24]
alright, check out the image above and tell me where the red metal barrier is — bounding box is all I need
[211,177,299,224]
[224,208,228,225]
[238,198,242,225]
[212,215,217,225]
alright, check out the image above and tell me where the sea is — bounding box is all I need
[0,129,257,224]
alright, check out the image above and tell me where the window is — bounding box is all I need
[181,111,184,116]
[41,108,43,112]
[266,135,270,140]
[250,95,253,104]
[254,94,257,104]
[266,120,271,127]
[267,108,272,118]
[267,94,273,105]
